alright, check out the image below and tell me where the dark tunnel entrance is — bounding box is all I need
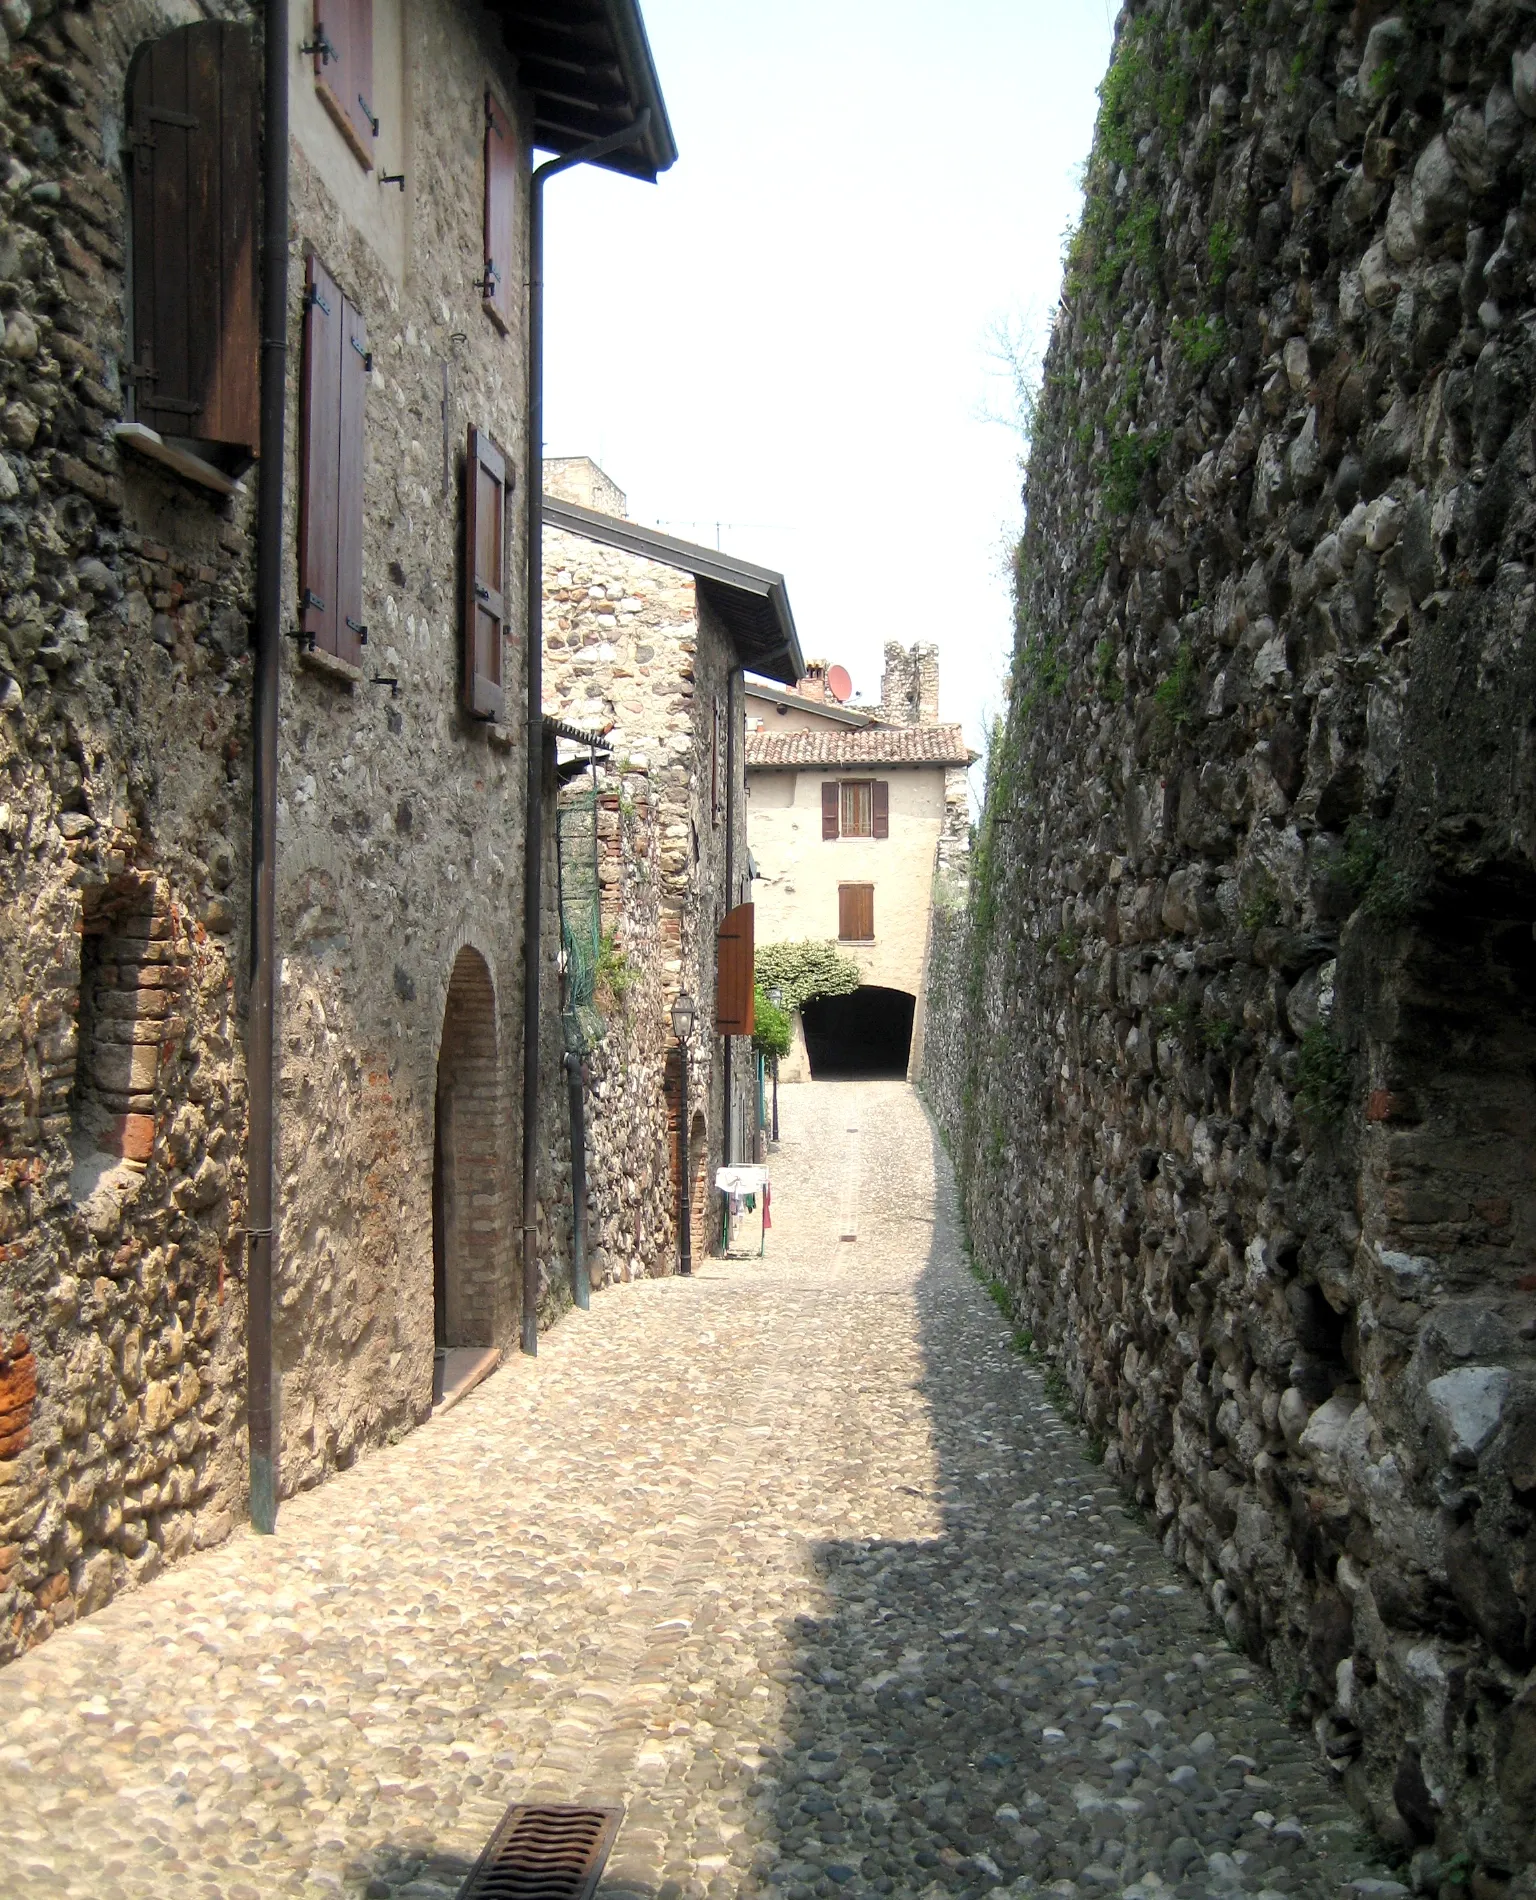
[802,985,915,1079]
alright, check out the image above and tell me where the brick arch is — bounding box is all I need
[433,946,505,1348]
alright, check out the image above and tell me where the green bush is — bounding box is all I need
[754,940,861,1014]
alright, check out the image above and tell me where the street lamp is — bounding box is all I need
[671,991,696,1277]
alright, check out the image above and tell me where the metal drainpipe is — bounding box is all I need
[246,0,291,1534]
[521,111,651,1358]
[720,665,739,1251]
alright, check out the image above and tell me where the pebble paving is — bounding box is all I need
[0,1082,1388,1900]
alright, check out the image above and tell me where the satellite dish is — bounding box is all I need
[826,664,853,703]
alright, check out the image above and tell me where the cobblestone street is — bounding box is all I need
[0,1083,1383,1900]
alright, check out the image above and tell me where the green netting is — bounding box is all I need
[557,782,602,1053]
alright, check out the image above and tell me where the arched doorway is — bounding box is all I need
[433,947,503,1357]
[689,1110,709,1259]
[801,986,916,1078]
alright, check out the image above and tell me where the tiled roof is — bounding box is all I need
[745,725,975,768]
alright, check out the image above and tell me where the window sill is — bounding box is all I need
[299,644,362,687]
[114,423,243,498]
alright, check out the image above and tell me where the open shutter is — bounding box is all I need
[463,424,508,719]
[127,21,258,455]
[483,91,516,334]
[336,292,368,667]
[299,254,342,657]
[821,781,840,840]
[872,780,890,839]
[716,904,755,1037]
[313,0,376,168]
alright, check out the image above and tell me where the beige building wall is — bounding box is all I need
[748,765,948,1077]
[745,696,873,737]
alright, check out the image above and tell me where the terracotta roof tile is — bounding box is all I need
[745,725,975,768]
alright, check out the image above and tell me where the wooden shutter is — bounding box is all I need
[872,780,890,839]
[483,91,516,334]
[821,781,840,839]
[313,0,376,168]
[839,884,873,942]
[127,22,258,455]
[300,254,368,664]
[463,424,508,720]
[716,903,755,1037]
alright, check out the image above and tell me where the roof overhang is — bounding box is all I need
[491,0,677,180]
[744,678,874,728]
[544,495,804,686]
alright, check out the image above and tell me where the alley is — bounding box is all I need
[0,1085,1381,1900]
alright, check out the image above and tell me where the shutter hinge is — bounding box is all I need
[358,95,379,138]
[345,616,369,644]
[300,25,337,63]
[474,582,491,603]
[350,336,373,371]
[474,260,500,296]
[304,285,331,317]
[302,588,326,613]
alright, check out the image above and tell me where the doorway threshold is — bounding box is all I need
[433,1345,502,1416]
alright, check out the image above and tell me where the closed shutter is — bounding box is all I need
[299,254,368,665]
[716,903,755,1037]
[873,780,890,839]
[312,0,376,168]
[839,884,873,942]
[463,424,508,719]
[127,22,259,456]
[483,91,516,333]
[821,781,839,840]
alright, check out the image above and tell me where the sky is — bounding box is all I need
[542,1,1115,766]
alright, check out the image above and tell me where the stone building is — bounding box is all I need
[746,642,971,1082]
[0,0,673,1659]
[541,458,803,1275]
[924,1,1536,1882]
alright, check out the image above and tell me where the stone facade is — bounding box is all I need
[923,3,1536,1886]
[542,462,757,1278]
[0,0,587,1661]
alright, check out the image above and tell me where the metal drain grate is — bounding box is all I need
[455,1803,624,1900]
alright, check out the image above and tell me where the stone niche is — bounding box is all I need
[72,877,179,1181]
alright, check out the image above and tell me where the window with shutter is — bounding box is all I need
[483,91,516,333]
[299,254,369,668]
[872,780,890,839]
[463,424,509,720]
[311,0,376,168]
[126,21,259,466]
[716,904,755,1037]
[821,781,839,840]
[839,780,874,837]
[839,884,874,942]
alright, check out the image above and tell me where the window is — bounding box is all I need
[839,884,874,942]
[125,22,259,470]
[299,253,369,668]
[463,424,509,719]
[821,779,890,841]
[310,0,376,168]
[483,90,515,332]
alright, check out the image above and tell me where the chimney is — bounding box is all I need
[799,659,828,703]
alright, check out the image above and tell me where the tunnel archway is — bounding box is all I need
[433,946,503,1353]
[801,986,915,1079]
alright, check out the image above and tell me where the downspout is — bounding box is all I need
[521,110,651,1358]
[721,664,739,1212]
[247,0,290,1533]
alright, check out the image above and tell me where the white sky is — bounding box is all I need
[542,1,1115,763]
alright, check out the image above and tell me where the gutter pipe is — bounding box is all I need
[247,0,290,1533]
[521,110,652,1358]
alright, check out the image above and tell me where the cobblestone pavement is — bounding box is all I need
[0,1082,1387,1900]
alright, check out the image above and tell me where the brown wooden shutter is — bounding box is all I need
[463,424,508,720]
[313,0,376,168]
[716,903,755,1037]
[821,781,840,840]
[483,91,516,334]
[127,21,258,455]
[336,291,368,667]
[299,254,342,657]
[872,780,890,839]
[839,884,873,942]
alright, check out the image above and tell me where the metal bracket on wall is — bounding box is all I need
[368,674,399,698]
[299,25,336,62]
[379,172,405,190]
[284,627,316,653]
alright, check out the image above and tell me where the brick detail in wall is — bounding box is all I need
[435,948,507,1349]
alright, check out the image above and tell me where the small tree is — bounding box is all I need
[751,988,792,1060]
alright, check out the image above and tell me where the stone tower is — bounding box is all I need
[878,642,940,726]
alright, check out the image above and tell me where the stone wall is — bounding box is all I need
[0,0,546,1659]
[924,2,1536,1886]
